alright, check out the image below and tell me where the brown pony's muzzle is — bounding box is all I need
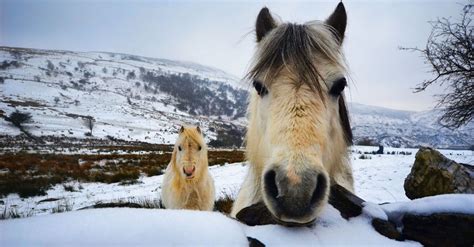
[263,167,328,223]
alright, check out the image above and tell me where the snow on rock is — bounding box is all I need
[380,194,474,225]
[362,202,388,221]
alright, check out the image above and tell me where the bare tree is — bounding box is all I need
[83,116,95,136]
[4,110,40,141]
[401,4,473,129]
[6,110,32,129]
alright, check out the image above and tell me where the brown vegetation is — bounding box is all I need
[214,193,235,215]
[0,149,245,198]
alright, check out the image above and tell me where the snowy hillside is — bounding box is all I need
[0,46,247,145]
[350,103,473,148]
[0,46,472,148]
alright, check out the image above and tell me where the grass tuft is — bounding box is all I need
[214,192,235,215]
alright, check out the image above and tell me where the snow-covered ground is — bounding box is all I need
[1,146,471,219]
[0,146,472,246]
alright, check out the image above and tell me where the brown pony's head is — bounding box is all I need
[246,3,352,224]
[172,125,208,180]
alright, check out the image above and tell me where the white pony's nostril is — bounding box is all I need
[264,170,279,199]
[310,174,328,205]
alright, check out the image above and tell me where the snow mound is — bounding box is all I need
[0,206,422,246]
[0,208,248,246]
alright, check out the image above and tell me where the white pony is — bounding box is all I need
[231,3,354,225]
[161,126,215,211]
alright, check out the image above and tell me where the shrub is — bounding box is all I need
[5,110,32,128]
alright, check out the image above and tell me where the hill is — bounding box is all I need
[0,46,471,148]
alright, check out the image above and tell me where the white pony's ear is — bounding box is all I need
[256,7,277,42]
[179,125,185,133]
[325,2,347,44]
[196,126,201,134]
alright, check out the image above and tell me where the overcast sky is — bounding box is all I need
[0,0,466,111]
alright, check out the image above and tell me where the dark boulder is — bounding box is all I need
[404,147,474,199]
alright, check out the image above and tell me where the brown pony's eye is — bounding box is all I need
[329,77,347,97]
[178,146,182,151]
[253,80,268,96]
[198,146,202,151]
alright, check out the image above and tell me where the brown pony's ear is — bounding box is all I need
[325,2,347,44]
[256,7,277,42]
[196,126,201,134]
[179,125,185,133]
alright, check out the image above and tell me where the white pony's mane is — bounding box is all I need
[247,21,352,144]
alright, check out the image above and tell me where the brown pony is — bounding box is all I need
[161,125,215,211]
[231,3,354,225]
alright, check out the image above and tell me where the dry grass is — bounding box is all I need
[82,198,162,210]
[214,193,235,215]
[51,199,73,214]
[0,149,245,198]
[81,196,234,214]
[0,204,34,220]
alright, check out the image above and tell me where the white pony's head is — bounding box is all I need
[246,3,352,224]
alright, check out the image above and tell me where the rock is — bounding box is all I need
[371,218,404,241]
[328,184,365,219]
[235,201,279,226]
[247,237,265,247]
[404,147,474,199]
[402,213,474,247]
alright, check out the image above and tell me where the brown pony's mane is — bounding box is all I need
[247,22,352,145]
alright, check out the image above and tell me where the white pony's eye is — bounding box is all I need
[198,145,202,151]
[253,80,268,96]
[178,146,182,151]
[329,77,347,97]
